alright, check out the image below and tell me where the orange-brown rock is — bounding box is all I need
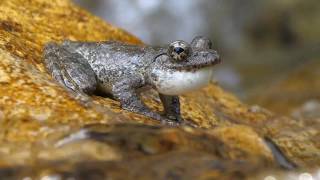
[0,0,271,141]
[249,59,320,116]
[0,0,319,179]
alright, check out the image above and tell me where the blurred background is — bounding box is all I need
[74,0,320,101]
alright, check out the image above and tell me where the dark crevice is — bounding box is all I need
[264,137,297,170]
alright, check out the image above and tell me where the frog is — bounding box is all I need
[43,36,220,125]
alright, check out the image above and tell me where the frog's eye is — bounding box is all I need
[168,40,191,61]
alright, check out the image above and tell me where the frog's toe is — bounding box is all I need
[160,119,181,127]
[162,116,198,128]
[166,114,183,123]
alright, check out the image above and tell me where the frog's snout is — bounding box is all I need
[212,51,221,65]
[195,49,221,66]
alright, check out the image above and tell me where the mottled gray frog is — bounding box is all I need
[43,36,220,125]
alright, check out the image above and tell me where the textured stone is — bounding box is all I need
[0,0,319,179]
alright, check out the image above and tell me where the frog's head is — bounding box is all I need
[165,36,220,70]
[150,36,221,95]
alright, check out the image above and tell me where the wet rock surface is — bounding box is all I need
[0,0,319,179]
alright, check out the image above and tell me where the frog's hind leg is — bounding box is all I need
[43,42,97,98]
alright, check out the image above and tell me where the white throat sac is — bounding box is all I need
[152,67,213,95]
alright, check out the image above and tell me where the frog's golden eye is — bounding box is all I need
[168,40,191,61]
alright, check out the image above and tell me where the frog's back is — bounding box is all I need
[61,41,159,92]
[63,41,160,68]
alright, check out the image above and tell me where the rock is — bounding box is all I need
[0,124,276,179]
[0,0,319,179]
[249,59,320,116]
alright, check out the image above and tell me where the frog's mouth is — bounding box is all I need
[164,49,221,71]
[151,66,214,96]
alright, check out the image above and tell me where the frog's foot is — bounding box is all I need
[43,43,98,103]
[166,114,183,123]
[160,118,198,128]
[159,93,185,122]
[160,118,182,126]
[112,77,180,126]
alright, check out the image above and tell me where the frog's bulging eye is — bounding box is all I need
[168,40,191,61]
[174,47,184,54]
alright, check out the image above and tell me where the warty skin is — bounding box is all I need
[43,36,220,125]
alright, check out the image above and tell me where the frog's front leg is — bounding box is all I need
[112,76,179,125]
[159,94,182,122]
[43,43,97,103]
